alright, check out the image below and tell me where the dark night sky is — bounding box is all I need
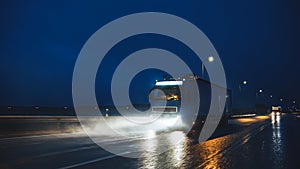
[0,0,299,108]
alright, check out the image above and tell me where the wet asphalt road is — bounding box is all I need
[223,113,300,169]
[0,113,299,169]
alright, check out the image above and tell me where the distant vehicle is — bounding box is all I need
[149,74,232,130]
[288,107,300,113]
[272,106,282,112]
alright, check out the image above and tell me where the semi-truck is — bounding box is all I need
[149,74,232,130]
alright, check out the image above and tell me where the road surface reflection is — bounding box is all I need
[271,112,284,169]
[137,129,240,168]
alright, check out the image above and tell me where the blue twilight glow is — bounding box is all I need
[0,1,299,107]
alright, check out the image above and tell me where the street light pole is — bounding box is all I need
[202,63,204,78]
[239,80,247,92]
[201,56,214,79]
[238,80,249,108]
[255,89,265,103]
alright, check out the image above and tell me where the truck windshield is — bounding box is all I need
[149,86,181,101]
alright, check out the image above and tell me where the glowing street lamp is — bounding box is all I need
[208,56,214,62]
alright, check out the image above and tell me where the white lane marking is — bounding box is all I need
[0,132,85,141]
[0,116,77,118]
[59,152,131,169]
[0,131,144,142]
[35,145,98,158]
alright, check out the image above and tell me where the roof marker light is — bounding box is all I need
[155,81,183,86]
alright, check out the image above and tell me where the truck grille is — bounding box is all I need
[152,106,178,113]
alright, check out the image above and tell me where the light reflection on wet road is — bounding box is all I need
[222,113,300,169]
[0,114,299,169]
